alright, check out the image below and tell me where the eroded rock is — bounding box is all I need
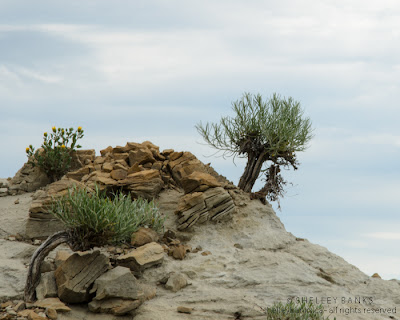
[117,242,164,274]
[175,187,235,230]
[90,266,144,301]
[131,228,159,247]
[55,250,110,303]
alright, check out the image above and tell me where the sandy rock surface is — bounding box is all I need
[0,189,399,320]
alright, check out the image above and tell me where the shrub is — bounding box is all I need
[266,300,335,320]
[26,126,84,182]
[50,185,165,251]
[197,93,313,205]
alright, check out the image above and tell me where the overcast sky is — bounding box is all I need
[1,0,399,280]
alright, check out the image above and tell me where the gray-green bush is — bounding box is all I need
[197,92,313,205]
[50,185,165,250]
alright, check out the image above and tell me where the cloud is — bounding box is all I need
[364,232,400,240]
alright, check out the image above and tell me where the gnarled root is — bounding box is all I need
[24,231,71,302]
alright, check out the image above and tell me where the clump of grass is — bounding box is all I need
[50,185,165,250]
[266,300,335,320]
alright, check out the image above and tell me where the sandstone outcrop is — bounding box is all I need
[23,141,236,238]
[8,149,95,196]
[0,170,400,319]
[175,187,235,230]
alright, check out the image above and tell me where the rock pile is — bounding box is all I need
[5,150,95,196]
[25,141,236,237]
[0,239,164,318]
[16,228,195,318]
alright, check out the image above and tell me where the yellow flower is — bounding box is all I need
[61,144,66,149]
[52,126,56,132]
[26,147,30,153]
[44,132,47,137]
[78,126,82,132]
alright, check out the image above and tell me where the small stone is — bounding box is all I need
[131,227,159,247]
[45,308,57,320]
[6,309,17,316]
[102,162,114,172]
[1,301,12,309]
[27,310,46,320]
[161,149,174,156]
[192,245,203,253]
[234,243,243,249]
[177,306,192,314]
[33,240,42,245]
[54,250,73,268]
[172,245,187,260]
[372,273,381,279]
[36,271,57,300]
[165,273,188,292]
[13,302,25,312]
[201,251,212,256]
[33,298,71,313]
[7,236,16,241]
[117,242,164,274]
[40,259,55,273]
[110,169,127,181]
[168,239,181,245]
[15,233,23,241]
[14,198,20,204]
[163,230,176,239]
[88,298,141,316]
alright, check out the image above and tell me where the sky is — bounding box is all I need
[1,0,399,280]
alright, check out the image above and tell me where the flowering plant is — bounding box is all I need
[26,126,84,182]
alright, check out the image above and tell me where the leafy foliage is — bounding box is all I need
[197,93,312,159]
[266,300,335,320]
[26,126,84,182]
[197,93,313,203]
[50,185,165,250]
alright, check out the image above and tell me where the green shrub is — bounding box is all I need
[26,126,84,182]
[266,300,335,320]
[197,93,313,205]
[50,185,165,250]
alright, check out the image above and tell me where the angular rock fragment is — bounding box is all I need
[117,242,164,274]
[131,227,159,247]
[175,187,235,230]
[55,250,110,303]
[119,170,163,200]
[90,266,145,301]
[29,178,91,216]
[180,171,220,194]
[165,273,188,292]
[128,148,155,166]
[33,297,71,312]
[88,298,141,316]
[36,271,57,300]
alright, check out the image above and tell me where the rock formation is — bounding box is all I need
[25,141,236,237]
[1,141,399,320]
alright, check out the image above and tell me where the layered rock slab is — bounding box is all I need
[116,242,164,275]
[55,250,110,303]
[88,266,155,315]
[175,187,235,230]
